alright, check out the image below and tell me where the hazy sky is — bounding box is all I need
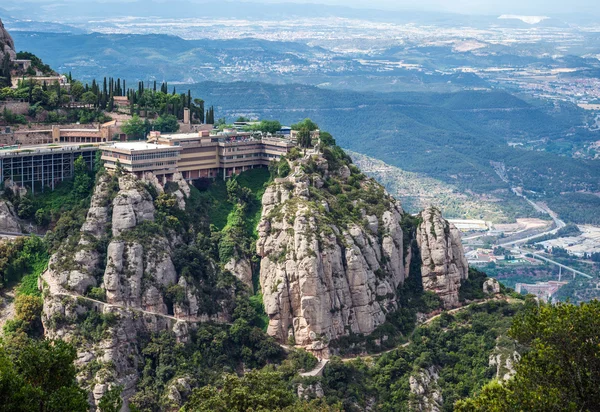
[253,0,598,15]
[5,0,598,16]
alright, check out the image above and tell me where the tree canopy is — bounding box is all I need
[0,338,88,412]
[456,300,600,411]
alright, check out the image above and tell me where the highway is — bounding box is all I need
[497,191,566,247]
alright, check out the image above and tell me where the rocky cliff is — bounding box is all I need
[40,172,234,408]
[416,207,469,308]
[0,200,20,233]
[0,19,16,63]
[257,148,468,352]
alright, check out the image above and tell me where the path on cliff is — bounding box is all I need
[339,297,521,364]
[300,359,330,377]
[41,271,230,325]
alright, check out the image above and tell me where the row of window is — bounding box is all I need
[131,151,179,161]
[132,161,177,170]
[222,153,280,161]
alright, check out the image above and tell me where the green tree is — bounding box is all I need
[0,338,88,412]
[121,115,147,140]
[456,301,600,411]
[98,385,123,412]
[16,195,34,219]
[153,114,180,133]
[297,128,312,148]
[81,91,97,108]
[181,370,296,412]
[73,156,92,199]
[70,81,85,100]
[255,120,282,134]
[291,118,318,132]
[319,131,336,147]
[35,208,50,227]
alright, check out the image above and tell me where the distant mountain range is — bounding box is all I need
[1,1,595,27]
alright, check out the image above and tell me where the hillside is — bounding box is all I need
[348,151,544,223]
[0,135,516,409]
[186,81,600,223]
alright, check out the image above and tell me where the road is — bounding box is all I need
[497,192,565,248]
[0,231,29,239]
[339,297,517,364]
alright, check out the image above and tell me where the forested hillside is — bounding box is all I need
[188,81,600,222]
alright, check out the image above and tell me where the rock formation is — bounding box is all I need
[0,200,20,233]
[490,347,521,382]
[416,207,469,308]
[409,366,443,412]
[483,278,501,295]
[40,172,230,409]
[0,19,16,63]
[259,152,408,351]
[257,153,471,350]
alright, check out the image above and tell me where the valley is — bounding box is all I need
[0,4,599,411]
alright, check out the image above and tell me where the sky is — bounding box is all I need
[4,0,598,17]
[258,0,598,15]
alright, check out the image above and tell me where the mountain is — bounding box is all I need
[0,18,16,62]
[20,142,476,408]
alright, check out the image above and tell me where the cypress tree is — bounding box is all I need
[153,80,157,92]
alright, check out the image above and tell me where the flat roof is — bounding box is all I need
[159,133,206,140]
[102,142,181,151]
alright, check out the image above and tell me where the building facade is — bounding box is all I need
[0,144,97,193]
[101,130,294,180]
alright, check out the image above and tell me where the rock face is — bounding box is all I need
[0,19,16,63]
[225,257,253,289]
[46,174,113,294]
[483,278,501,295]
[409,367,443,412]
[41,172,229,409]
[416,208,469,308]
[257,153,408,350]
[490,348,521,382]
[0,200,20,233]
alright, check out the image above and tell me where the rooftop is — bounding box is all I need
[103,142,181,151]
[159,133,208,140]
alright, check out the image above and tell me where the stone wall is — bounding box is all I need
[0,101,30,115]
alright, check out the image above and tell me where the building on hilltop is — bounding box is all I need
[0,124,297,192]
[100,141,182,177]
[100,129,295,181]
[0,143,97,194]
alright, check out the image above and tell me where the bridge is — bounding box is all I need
[530,252,593,279]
